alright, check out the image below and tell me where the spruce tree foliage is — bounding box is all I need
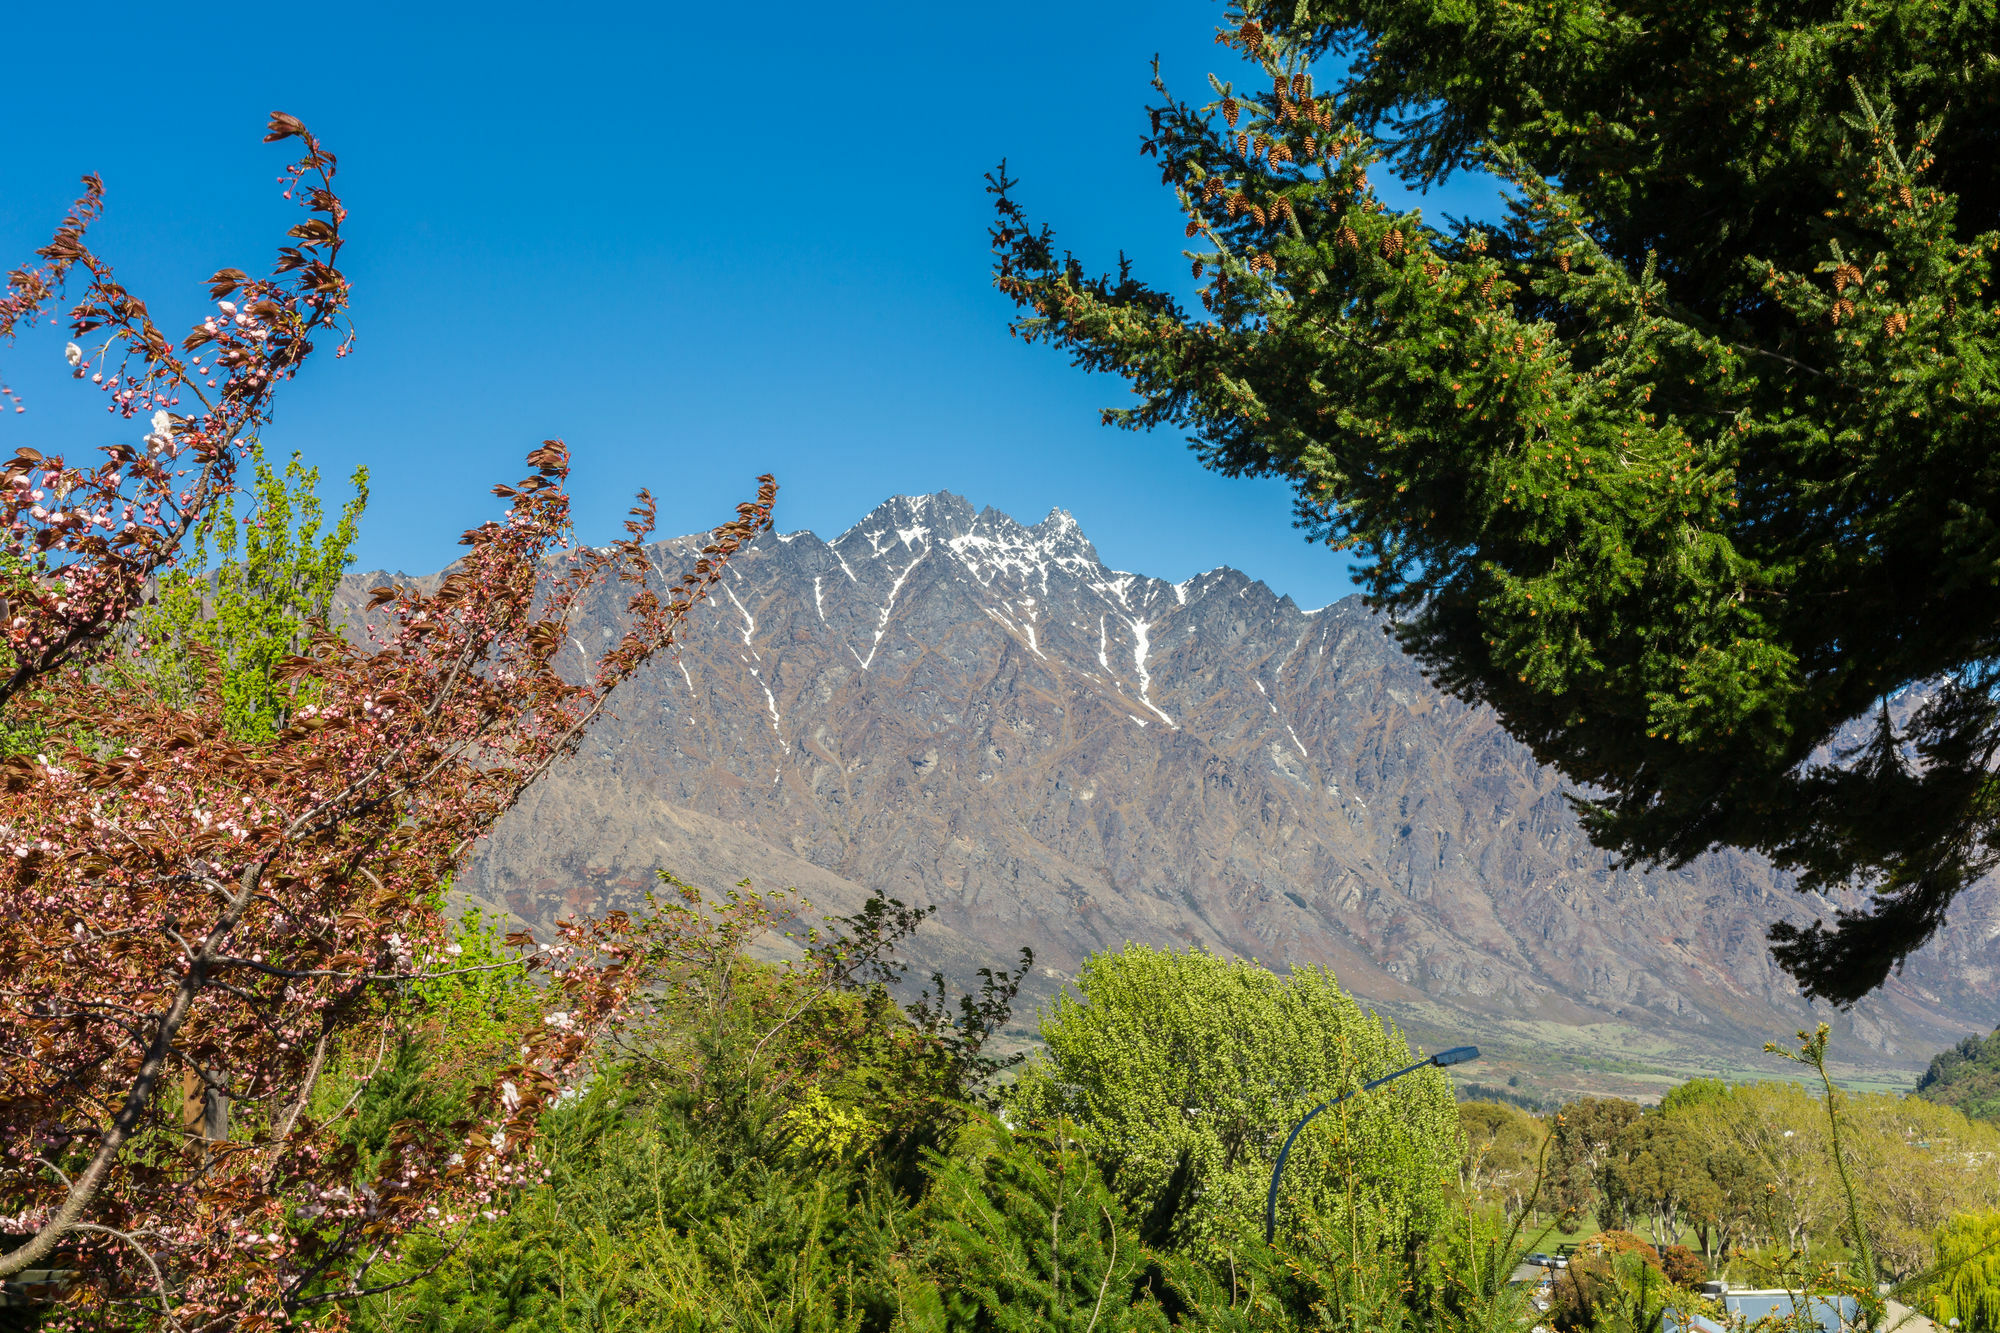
[920,1119,1237,1333]
[988,0,2000,1004]
[132,442,366,740]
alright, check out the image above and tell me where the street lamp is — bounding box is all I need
[1264,1045,1480,1244]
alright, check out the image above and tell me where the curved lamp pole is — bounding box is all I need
[1264,1045,1480,1244]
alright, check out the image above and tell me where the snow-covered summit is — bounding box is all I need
[826,491,1113,591]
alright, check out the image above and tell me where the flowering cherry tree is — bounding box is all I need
[0,117,777,1328]
[0,113,356,709]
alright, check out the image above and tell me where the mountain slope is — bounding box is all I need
[1915,1027,2000,1121]
[359,492,1999,1095]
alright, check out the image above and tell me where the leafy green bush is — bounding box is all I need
[1004,945,1459,1257]
[348,884,1033,1333]
[334,910,1540,1333]
[352,1073,929,1333]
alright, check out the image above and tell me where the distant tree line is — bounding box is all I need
[1459,1075,2000,1281]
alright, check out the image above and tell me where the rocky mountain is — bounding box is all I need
[356,492,2000,1097]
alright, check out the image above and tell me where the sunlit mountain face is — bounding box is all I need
[346,491,2000,1097]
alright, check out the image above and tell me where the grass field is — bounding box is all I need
[1378,1004,1925,1105]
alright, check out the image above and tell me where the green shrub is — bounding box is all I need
[1005,945,1459,1257]
[353,1072,928,1333]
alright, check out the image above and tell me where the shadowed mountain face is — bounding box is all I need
[359,491,2000,1093]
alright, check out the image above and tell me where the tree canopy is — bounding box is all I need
[1005,944,1459,1255]
[989,0,2000,1002]
[130,441,368,741]
[1914,1025,2000,1122]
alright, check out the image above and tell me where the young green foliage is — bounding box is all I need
[1928,1210,2000,1333]
[133,442,366,739]
[1005,945,1459,1256]
[990,0,2000,1003]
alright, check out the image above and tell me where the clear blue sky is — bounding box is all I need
[0,1,1502,609]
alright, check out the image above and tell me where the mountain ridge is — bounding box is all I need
[343,489,2000,1097]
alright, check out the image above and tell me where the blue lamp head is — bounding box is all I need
[1431,1045,1480,1067]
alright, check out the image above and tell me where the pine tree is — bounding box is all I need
[989,0,2000,1003]
[920,1120,1274,1333]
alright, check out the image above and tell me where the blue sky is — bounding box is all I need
[0,1,1502,609]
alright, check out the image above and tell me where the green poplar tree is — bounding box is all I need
[989,0,2000,1003]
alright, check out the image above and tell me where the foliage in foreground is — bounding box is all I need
[0,118,779,1326]
[33,864,1953,1333]
[990,0,2000,1005]
[1929,1209,2000,1333]
[330,919,1531,1333]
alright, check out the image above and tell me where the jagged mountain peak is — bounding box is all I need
[827,492,1104,575]
[1027,506,1101,567]
[832,490,969,535]
[790,493,1300,616]
[419,489,2000,1095]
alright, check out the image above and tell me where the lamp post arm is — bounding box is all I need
[1263,1057,1432,1245]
